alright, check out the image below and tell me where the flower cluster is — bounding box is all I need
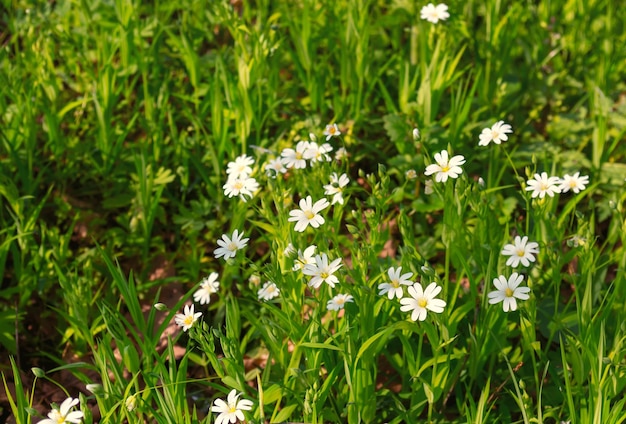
[223,154,259,202]
[525,171,589,199]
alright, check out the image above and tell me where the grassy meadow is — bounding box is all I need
[1,0,626,422]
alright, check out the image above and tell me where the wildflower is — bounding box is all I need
[424,179,434,194]
[487,273,531,312]
[413,128,420,140]
[303,141,333,163]
[174,304,202,331]
[303,253,342,289]
[424,150,466,182]
[323,123,341,140]
[194,272,220,305]
[335,147,348,161]
[258,281,280,301]
[501,236,539,268]
[226,154,254,179]
[478,121,513,146]
[281,141,309,169]
[567,235,586,248]
[223,175,259,202]
[293,245,317,271]
[125,394,137,412]
[420,3,450,24]
[39,397,84,424]
[399,282,446,321]
[558,172,589,194]
[288,196,330,232]
[327,293,354,311]
[324,172,350,205]
[525,172,562,198]
[264,158,287,177]
[211,389,253,424]
[378,266,414,300]
[405,169,417,180]
[283,243,296,257]
[214,229,249,260]
[249,274,261,286]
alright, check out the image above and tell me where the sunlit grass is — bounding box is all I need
[1,0,626,423]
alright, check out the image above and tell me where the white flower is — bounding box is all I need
[226,154,254,179]
[211,389,253,424]
[405,169,417,180]
[125,394,137,412]
[558,172,589,194]
[525,172,562,198]
[501,236,539,268]
[424,150,466,182]
[249,274,261,286]
[194,272,220,305]
[293,245,317,271]
[378,266,414,300]
[303,253,342,289]
[420,3,450,24]
[264,158,287,177]
[284,243,296,257]
[223,175,259,202]
[413,128,420,140]
[478,120,513,146]
[323,123,341,140]
[281,141,309,169]
[258,281,280,301]
[335,147,348,161]
[327,293,354,311]
[303,141,333,163]
[174,304,202,331]
[487,273,531,312]
[324,173,350,205]
[39,397,84,424]
[288,196,330,232]
[399,282,447,321]
[214,229,249,260]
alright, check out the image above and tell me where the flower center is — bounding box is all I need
[505,288,514,297]
[305,210,315,220]
[441,165,450,172]
[233,181,243,190]
[296,152,303,159]
[336,298,345,305]
[228,241,238,251]
[540,183,549,191]
[320,272,329,279]
[391,280,400,288]
[516,249,526,257]
[184,316,194,326]
[492,130,500,139]
[418,298,428,308]
[569,180,577,188]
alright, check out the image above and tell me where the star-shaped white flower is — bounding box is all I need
[420,3,450,24]
[525,172,561,198]
[214,229,250,260]
[174,304,202,332]
[211,389,253,424]
[323,172,350,205]
[378,266,414,300]
[226,154,254,179]
[478,120,513,146]
[488,273,531,312]
[258,281,280,301]
[399,282,446,321]
[193,272,220,305]
[501,236,539,267]
[424,150,466,182]
[288,196,330,232]
[302,253,342,289]
[327,293,354,311]
[558,172,589,194]
[323,123,341,140]
[39,397,84,424]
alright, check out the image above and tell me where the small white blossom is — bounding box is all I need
[501,236,539,268]
[288,196,330,232]
[324,173,350,205]
[399,282,447,321]
[378,266,414,300]
[258,281,280,301]
[323,123,341,140]
[525,172,561,198]
[174,304,202,331]
[223,175,259,202]
[424,179,434,194]
[405,169,417,180]
[478,121,513,146]
[39,397,84,424]
[226,154,254,179]
[558,172,589,194]
[303,253,342,289]
[488,273,531,312]
[420,3,450,24]
[211,389,253,424]
[424,150,466,182]
[293,245,317,271]
[281,141,309,169]
[304,141,333,163]
[193,272,220,305]
[335,147,348,161]
[413,128,420,140]
[327,293,354,311]
[214,229,249,260]
[264,157,287,177]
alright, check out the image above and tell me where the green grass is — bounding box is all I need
[1,0,626,422]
